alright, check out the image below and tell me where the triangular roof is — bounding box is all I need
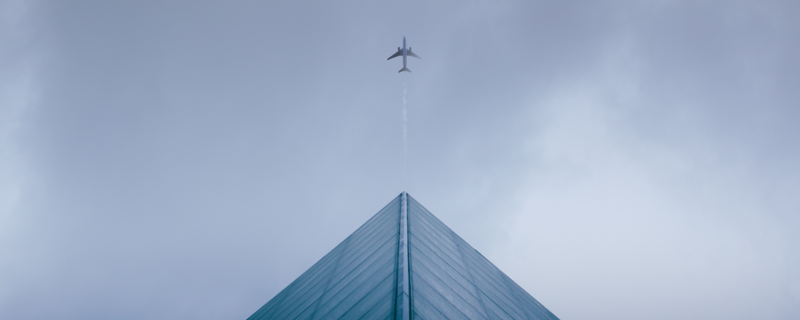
[248,192,559,320]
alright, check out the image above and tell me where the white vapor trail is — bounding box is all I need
[403,83,407,186]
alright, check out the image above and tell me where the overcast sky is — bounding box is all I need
[2,0,799,319]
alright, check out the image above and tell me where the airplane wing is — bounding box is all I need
[387,49,403,60]
[407,50,421,59]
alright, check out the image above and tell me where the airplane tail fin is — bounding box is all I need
[399,67,411,73]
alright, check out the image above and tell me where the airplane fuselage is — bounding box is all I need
[402,37,407,69]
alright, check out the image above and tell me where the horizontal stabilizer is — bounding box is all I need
[399,67,411,73]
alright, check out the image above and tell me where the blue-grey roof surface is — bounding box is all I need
[248,193,558,320]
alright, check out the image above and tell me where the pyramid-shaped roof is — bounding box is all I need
[248,192,559,320]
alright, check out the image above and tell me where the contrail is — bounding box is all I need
[403,83,407,185]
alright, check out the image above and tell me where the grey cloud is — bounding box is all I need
[1,1,798,319]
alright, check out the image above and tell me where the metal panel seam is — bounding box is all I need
[395,192,411,320]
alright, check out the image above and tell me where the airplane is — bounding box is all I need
[387,37,421,73]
